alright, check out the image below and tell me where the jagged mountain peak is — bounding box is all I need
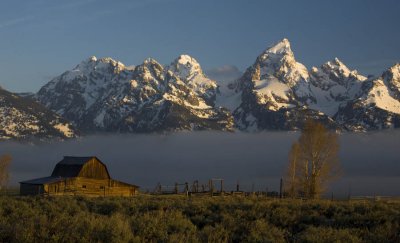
[311,57,366,88]
[143,57,160,65]
[74,56,126,76]
[384,63,400,81]
[168,54,204,81]
[138,58,163,70]
[379,63,400,97]
[321,58,353,77]
[135,58,164,81]
[257,38,295,65]
[264,38,292,55]
[140,58,164,73]
[247,38,309,89]
[326,57,349,70]
[79,56,123,66]
[167,54,217,105]
[332,57,345,65]
[389,63,400,72]
[174,54,201,66]
[84,55,97,62]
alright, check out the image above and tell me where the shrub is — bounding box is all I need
[0,196,399,242]
[245,219,286,243]
[298,226,362,243]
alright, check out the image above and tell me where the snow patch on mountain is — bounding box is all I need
[253,77,292,111]
[215,85,242,112]
[363,65,400,115]
[365,81,400,114]
[53,123,75,138]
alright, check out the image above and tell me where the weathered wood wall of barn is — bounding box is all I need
[40,178,138,197]
[78,158,110,179]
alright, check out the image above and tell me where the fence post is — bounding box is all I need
[209,180,213,196]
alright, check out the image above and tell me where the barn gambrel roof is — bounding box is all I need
[20,176,64,185]
[51,156,111,178]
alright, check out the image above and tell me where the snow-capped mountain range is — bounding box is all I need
[1,38,399,140]
[233,38,400,131]
[36,55,233,133]
[0,87,77,140]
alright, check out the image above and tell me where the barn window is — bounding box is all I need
[82,185,86,188]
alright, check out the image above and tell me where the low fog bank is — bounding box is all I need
[1,131,399,197]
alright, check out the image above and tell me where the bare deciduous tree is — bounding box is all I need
[285,120,341,199]
[0,154,12,191]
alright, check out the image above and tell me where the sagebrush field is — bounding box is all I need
[0,195,399,242]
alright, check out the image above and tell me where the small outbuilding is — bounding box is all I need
[20,156,139,196]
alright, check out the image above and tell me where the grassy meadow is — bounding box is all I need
[0,195,399,243]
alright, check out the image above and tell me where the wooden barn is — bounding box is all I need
[20,156,139,196]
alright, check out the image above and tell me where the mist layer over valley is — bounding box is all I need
[1,131,399,197]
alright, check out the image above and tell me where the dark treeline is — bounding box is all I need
[0,196,399,242]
